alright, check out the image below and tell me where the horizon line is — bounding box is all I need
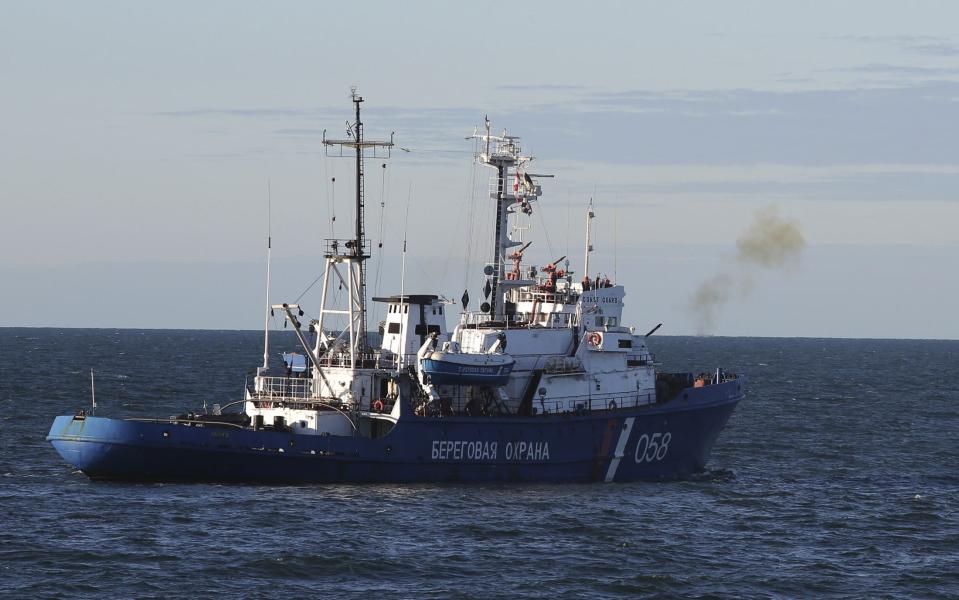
[1,325,956,343]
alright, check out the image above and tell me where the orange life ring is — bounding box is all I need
[372,400,385,413]
[587,332,602,347]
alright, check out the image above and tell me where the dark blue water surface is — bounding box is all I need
[1,328,957,598]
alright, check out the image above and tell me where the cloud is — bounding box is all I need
[496,84,589,91]
[154,107,322,118]
[826,34,959,57]
[505,82,959,166]
[274,128,325,136]
[910,42,959,57]
[553,162,959,202]
[148,81,959,170]
[774,76,816,84]
[826,63,959,77]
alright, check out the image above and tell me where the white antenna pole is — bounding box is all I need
[261,181,272,371]
[399,183,412,360]
[399,184,412,301]
[584,199,594,282]
[90,368,96,414]
[613,201,618,283]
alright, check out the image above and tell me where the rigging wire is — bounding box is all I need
[437,149,474,288]
[293,272,326,305]
[475,158,495,279]
[399,182,413,316]
[372,161,390,328]
[261,179,273,370]
[329,167,337,239]
[613,201,618,282]
[566,188,571,267]
[395,146,473,156]
[326,275,344,335]
[535,199,556,260]
[462,139,480,290]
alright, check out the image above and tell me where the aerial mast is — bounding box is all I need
[583,199,594,285]
[468,120,547,318]
[319,89,394,366]
[260,181,272,374]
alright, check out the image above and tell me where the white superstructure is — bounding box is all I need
[241,100,660,434]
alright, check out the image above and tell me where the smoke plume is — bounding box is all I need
[690,206,805,334]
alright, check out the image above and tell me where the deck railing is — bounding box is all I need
[421,387,659,417]
[532,391,657,415]
[254,376,316,401]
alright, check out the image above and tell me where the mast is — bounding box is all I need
[353,94,364,277]
[583,199,594,284]
[261,182,272,372]
[468,120,547,318]
[319,89,394,366]
[90,369,96,414]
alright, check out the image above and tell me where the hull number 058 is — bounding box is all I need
[634,432,671,463]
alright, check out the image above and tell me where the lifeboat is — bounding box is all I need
[419,340,515,386]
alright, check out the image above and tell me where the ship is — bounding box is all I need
[47,91,744,483]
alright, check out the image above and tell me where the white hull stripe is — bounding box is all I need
[604,417,635,483]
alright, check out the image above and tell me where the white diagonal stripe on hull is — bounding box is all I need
[604,417,635,483]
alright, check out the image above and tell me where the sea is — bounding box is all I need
[1,328,956,599]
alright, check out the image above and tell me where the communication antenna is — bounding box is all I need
[399,183,413,322]
[613,201,618,283]
[317,89,394,366]
[583,199,595,281]
[261,180,272,373]
[90,369,96,414]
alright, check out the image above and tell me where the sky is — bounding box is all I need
[1,1,957,338]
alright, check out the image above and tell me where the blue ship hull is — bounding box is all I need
[47,379,743,483]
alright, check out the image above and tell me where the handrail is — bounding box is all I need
[255,376,315,400]
[531,392,657,415]
[124,417,247,429]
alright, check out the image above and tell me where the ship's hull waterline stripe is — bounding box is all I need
[604,417,635,483]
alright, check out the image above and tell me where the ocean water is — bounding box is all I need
[1,328,956,599]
